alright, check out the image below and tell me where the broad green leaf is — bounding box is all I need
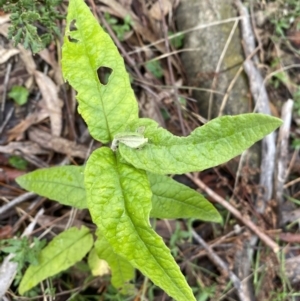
[16,166,86,209]
[94,230,135,294]
[118,114,282,174]
[148,172,222,222]
[17,165,220,221]
[62,0,138,143]
[85,148,196,301]
[18,226,93,295]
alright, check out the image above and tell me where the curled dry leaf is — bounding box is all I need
[0,47,19,65]
[149,0,172,21]
[38,49,64,85]
[0,14,10,25]
[8,111,49,141]
[34,71,63,137]
[18,45,36,75]
[0,141,49,156]
[28,128,91,159]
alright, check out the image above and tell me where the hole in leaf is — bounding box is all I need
[68,20,78,43]
[68,36,79,43]
[97,66,113,85]
[69,19,77,31]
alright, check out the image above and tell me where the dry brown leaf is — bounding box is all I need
[0,14,10,25]
[0,141,49,155]
[119,0,132,9]
[37,215,85,231]
[38,49,64,85]
[100,0,181,71]
[0,47,19,64]
[29,128,91,159]
[7,111,49,141]
[34,71,63,136]
[149,0,172,20]
[17,45,36,74]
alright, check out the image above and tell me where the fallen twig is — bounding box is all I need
[0,192,36,216]
[235,0,276,213]
[186,173,280,253]
[191,229,249,301]
[275,99,294,226]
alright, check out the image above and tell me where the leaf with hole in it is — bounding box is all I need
[18,226,93,295]
[85,147,196,301]
[16,166,86,209]
[62,0,138,143]
[118,114,283,174]
[94,230,135,294]
[148,172,222,222]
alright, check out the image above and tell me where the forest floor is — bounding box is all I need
[1,0,300,300]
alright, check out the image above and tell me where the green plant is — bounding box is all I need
[145,60,164,79]
[168,30,184,49]
[104,12,132,41]
[0,0,63,53]
[0,236,46,285]
[270,0,300,37]
[8,155,28,170]
[14,0,283,300]
[8,85,29,106]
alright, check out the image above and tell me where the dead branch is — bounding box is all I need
[235,0,276,214]
[187,173,280,253]
[275,99,294,226]
[192,229,250,301]
[0,192,36,216]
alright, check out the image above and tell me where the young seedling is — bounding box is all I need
[14,0,283,300]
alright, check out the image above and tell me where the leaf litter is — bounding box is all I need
[0,0,300,300]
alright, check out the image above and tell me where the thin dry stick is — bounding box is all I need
[190,226,245,261]
[208,19,239,120]
[97,9,161,105]
[186,173,280,253]
[0,192,36,216]
[285,148,299,184]
[191,229,249,301]
[1,62,12,122]
[158,0,186,135]
[256,64,300,106]
[127,15,246,55]
[0,106,14,135]
[133,77,225,96]
[284,176,300,189]
[275,99,294,225]
[218,46,259,117]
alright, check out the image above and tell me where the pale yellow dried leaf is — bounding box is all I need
[38,49,64,85]
[8,111,49,141]
[18,45,36,74]
[34,71,63,136]
[0,47,19,64]
[91,259,110,277]
[149,0,172,20]
[0,14,10,25]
